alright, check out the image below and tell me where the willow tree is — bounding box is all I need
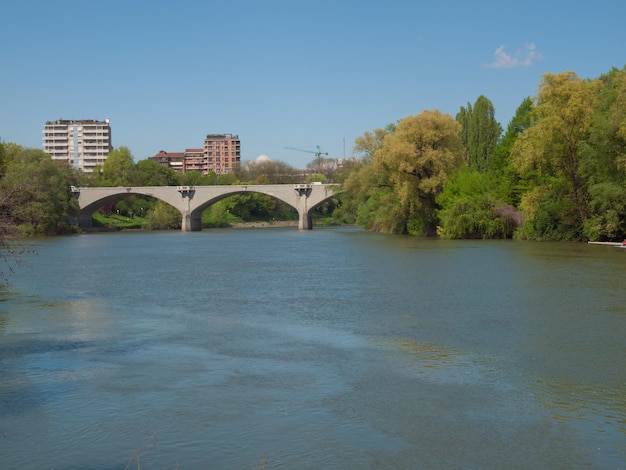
[333,126,392,227]
[375,110,465,235]
[512,71,599,240]
[353,125,393,163]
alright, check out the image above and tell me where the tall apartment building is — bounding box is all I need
[42,119,113,172]
[204,133,240,175]
[151,133,240,175]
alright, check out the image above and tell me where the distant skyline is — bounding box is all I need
[2,0,625,168]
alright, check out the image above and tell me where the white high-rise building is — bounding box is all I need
[42,119,113,172]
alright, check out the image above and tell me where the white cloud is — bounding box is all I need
[483,43,543,69]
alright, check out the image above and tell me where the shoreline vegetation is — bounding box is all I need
[2,66,626,247]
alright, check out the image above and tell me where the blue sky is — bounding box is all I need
[2,0,625,169]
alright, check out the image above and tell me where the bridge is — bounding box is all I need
[73,184,338,231]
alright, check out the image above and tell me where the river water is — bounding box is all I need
[0,228,624,469]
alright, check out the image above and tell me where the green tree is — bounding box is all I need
[489,97,533,205]
[97,146,135,186]
[512,71,599,240]
[148,201,180,229]
[0,146,79,235]
[335,125,395,227]
[337,160,400,231]
[305,173,328,184]
[437,169,520,239]
[133,159,179,186]
[456,95,502,171]
[580,66,626,240]
[179,170,204,186]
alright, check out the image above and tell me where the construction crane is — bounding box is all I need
[285,145,328,158]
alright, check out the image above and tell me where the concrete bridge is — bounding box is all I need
[73,184,338,231]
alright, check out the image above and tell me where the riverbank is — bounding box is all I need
[229,220,298,229]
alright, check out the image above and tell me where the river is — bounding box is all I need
[1,227,625,469]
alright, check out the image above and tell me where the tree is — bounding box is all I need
[437,169,520,239]
[334,125,395,228]
[0,140,26,278]
[512,71,599,239]
[235,159,299,184]
[133,159,179,186]
[97,146,135,186]
[340,112,464,235]
[306,156,338,181]
[376,110,465,235]
[489,97,533,205]
[580,66,626,240]
[148,201,180,229]
[353,126,392,162]
[456,95,502,171]
[337,159,400,231]
[0,146,79,235]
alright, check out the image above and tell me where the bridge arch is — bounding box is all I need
[76,187,183,228]
[187,189,297,231]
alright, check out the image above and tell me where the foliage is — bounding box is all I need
[147,201,181,230]
[202,200,242,227]
[375,110,465,235]
[0,145,79,235]
[133,159,179,186]
[96,146,136,186]
[512,71,601,240]
[305,173,327,183]
[456,95,502,171]
[4,65,626,243]
[0,141,78,278]
[579,67,626,240]
[335,67,626,241]
[353,127,390,163]
[582,182,626,240]
[489,97,534,205]
[340,111,464,235]
[437,100,530,239]
[91,211,148,230]
[233,159,300,184]
[306,156,338,181]
[437,169,519,239]
[178,170,233,186]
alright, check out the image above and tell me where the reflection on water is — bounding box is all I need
[0,230,625,469]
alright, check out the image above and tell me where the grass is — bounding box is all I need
[91,212,149,230]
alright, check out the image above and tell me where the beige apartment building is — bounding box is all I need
[152,133,241,175]
[42,119,113,172]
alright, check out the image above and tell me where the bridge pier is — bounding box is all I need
[298,210,313,230]
[78,212,93,229]
[178,186,202,232]
[181,212,202,232]
[294,184,313,231]
[181,212,192,232]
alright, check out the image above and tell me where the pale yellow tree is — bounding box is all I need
[376,110,465,235]
[512,71,599,228]
[353,127,390,162]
